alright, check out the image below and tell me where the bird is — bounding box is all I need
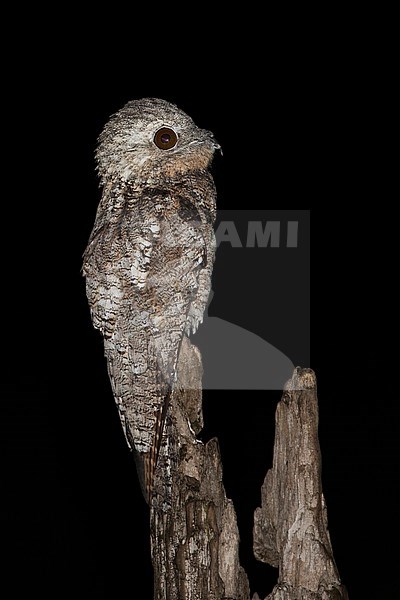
[82,98,219,504]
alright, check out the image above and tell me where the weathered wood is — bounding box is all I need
[150,336,250,599]
[150,346,347,600]
[253,368,348,600]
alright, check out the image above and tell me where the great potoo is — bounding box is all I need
[83,98,219,503]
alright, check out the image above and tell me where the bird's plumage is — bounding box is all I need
[83,98,217,503]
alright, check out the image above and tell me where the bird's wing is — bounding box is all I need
[83,189,214,503]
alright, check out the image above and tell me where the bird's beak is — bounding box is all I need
[204,129,222,156]
[189,130,223,156]
[212,139,223,156]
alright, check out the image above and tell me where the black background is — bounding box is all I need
[210,209,310,369]
[2,41,397,600]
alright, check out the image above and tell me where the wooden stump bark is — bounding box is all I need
[150,338,348,600]
[150,336,250,599]
[253,368,348,600]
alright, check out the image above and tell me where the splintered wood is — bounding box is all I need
[253,368,348,600]
[151,345,348,600]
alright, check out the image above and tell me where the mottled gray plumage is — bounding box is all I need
[83,98,218,503]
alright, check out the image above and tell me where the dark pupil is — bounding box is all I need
[161,133,171,144]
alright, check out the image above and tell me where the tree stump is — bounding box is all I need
[150,336,250,599]
[253,368,348,600]
[150,338,348,600]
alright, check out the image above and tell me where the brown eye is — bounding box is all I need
[154,127,178,150]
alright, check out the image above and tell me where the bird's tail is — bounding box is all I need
[131,388,171,504]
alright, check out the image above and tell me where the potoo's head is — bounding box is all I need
[96,98,220,184]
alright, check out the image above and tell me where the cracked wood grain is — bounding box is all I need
[150,348,348,600]
[253,368,349,600]
[151,336,250,599]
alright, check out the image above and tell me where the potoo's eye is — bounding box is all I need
[154,127,178,150]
